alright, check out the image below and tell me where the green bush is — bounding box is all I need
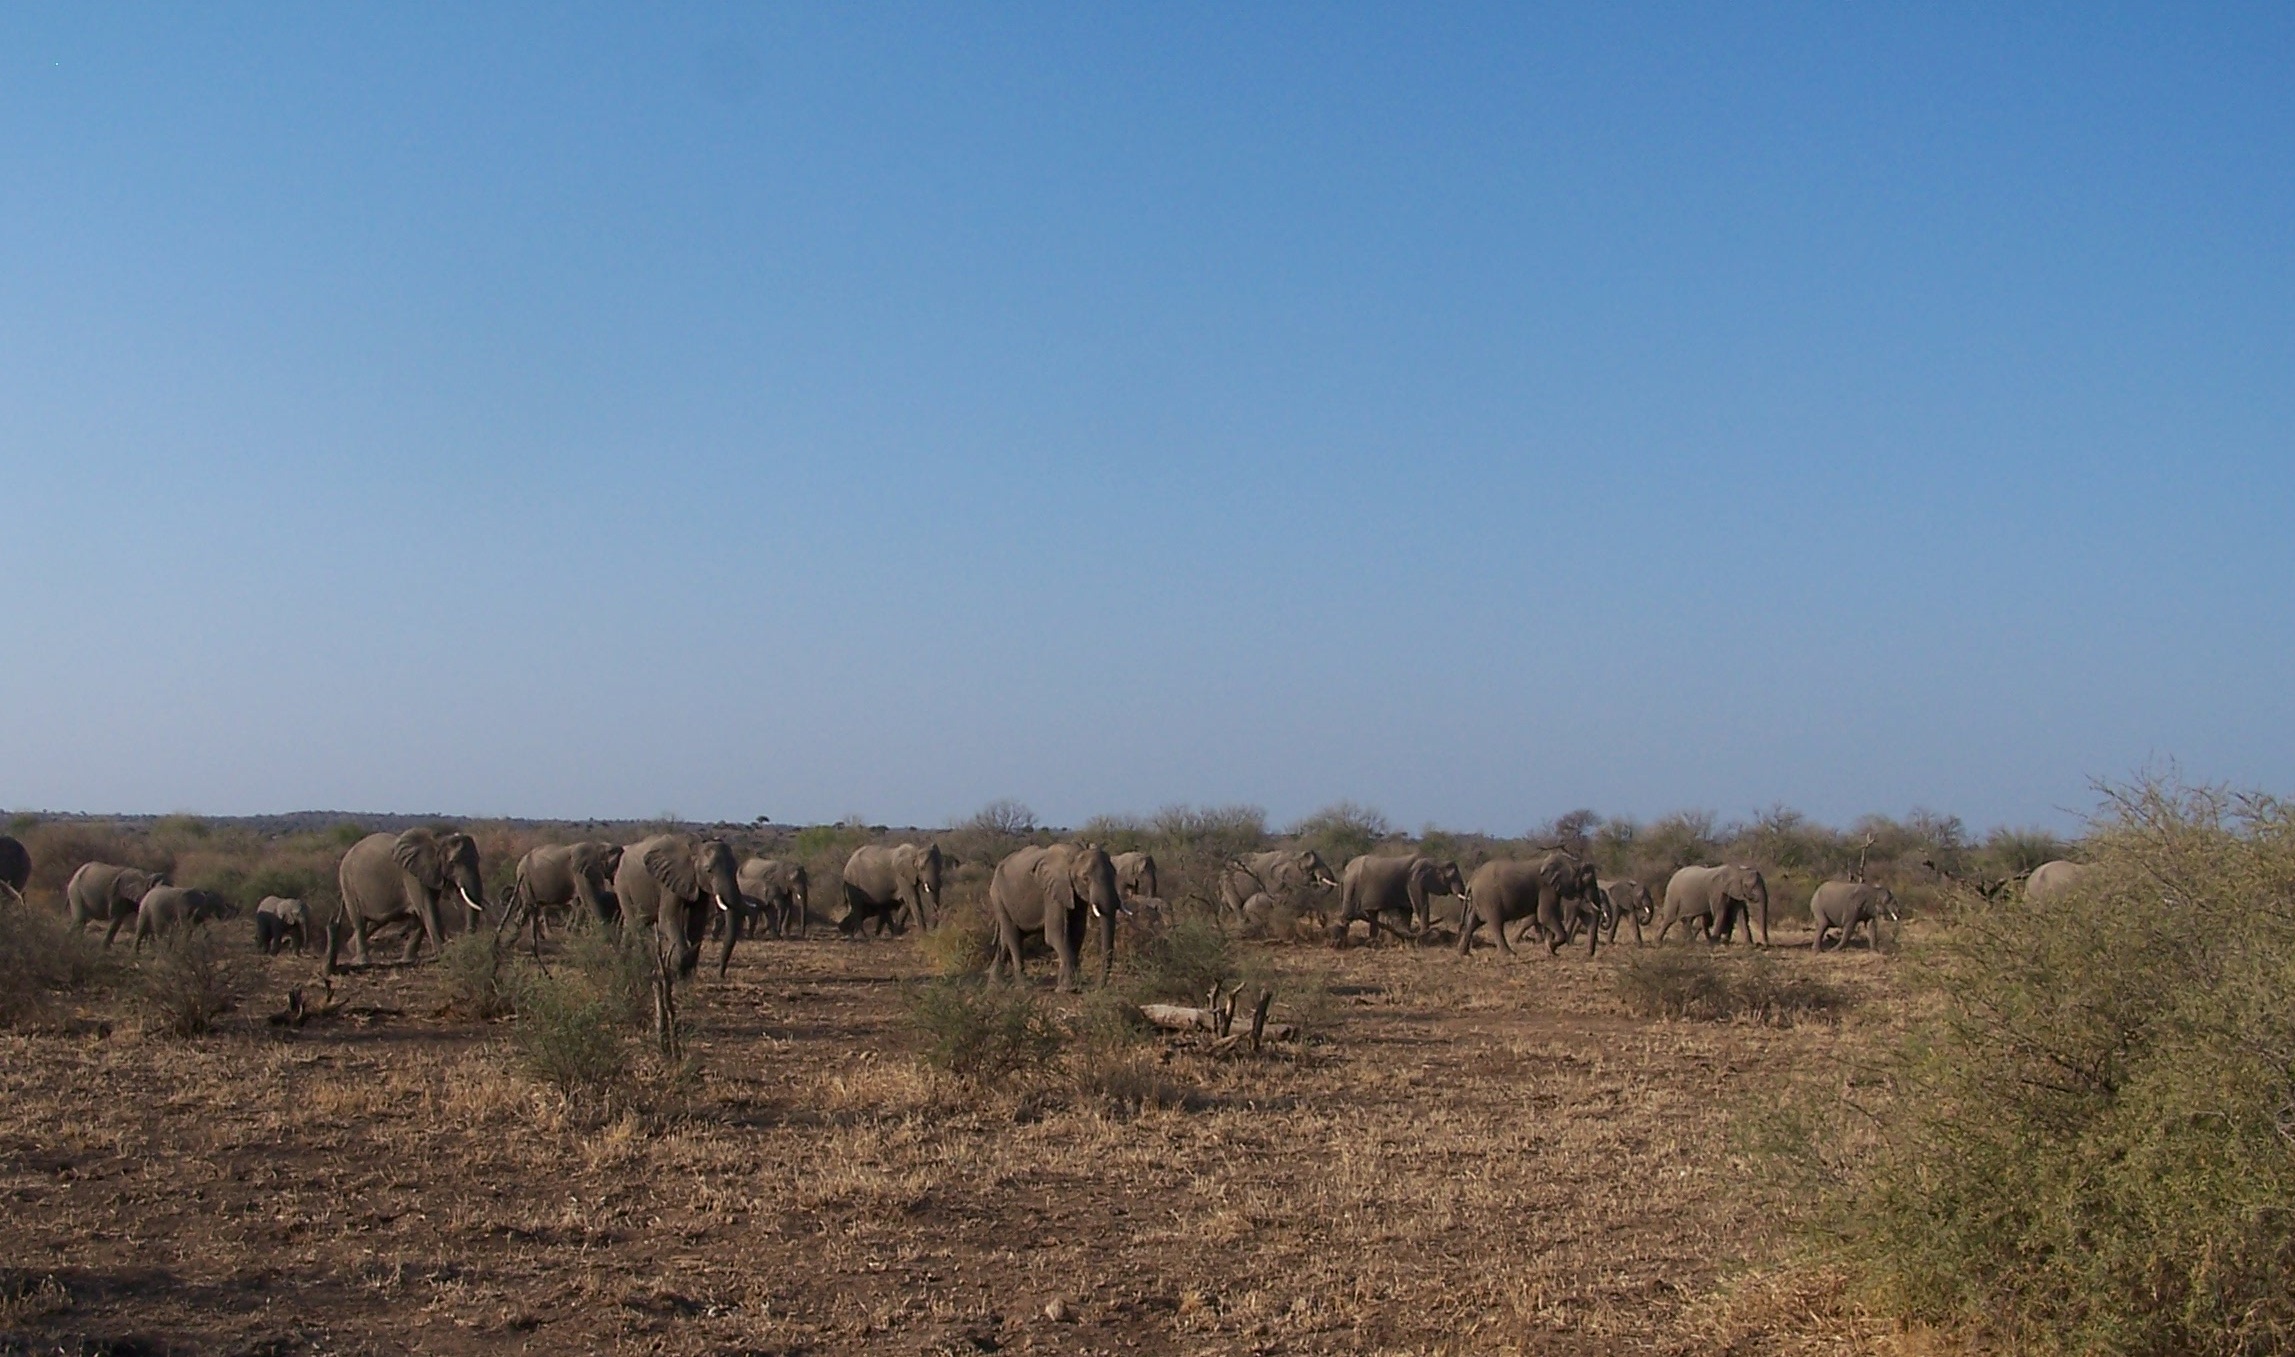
[1122,916,1247,1004]
[1616,949,1845,1026]
[136,932,235,1037]
[904,979,1062,1085]
[434,932,516,1021]
[1795,779,2295,1354]
[508,963,633,1109]
[916,901,1000,977]
[558,917,654,1028]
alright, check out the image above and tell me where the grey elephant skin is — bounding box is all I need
[616,833,744,978]
[1459,853,1603,957]
[841,843,945,935]
[511,842,624,954]
[1218,850,1338,920]
[988,844,1122,992]
[132,886,234,952]
[1597,878,1655,947]
[1111,851,1158,901]
[2024,860,2091,904]
[254,896,311,954]
[0,834,29,903]
[737,857,810,941]
[1808,881,1897,951]
[66,863,169,947]
[1338,855,1466,942]
[329,829,489,971]
[1656,865,1771,945]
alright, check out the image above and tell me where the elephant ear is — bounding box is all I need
[1035,852,1077,916]
[644,837,702,900]
[601,844,625,875]
[394,831,445,890]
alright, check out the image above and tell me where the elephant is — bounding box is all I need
[254,896,312,954]
[1218,849,1339,921]
[65,863,170,947]
[1111,851,1159,901]
[1808,881,1898,951]
[1597,878,1655,947]
[2024,859,2091,904]
[328,829,489,971]
[615,833,745,978]
[131,886,235,952]
[841,843,946,935]
[1458,853,1604,957]
[1337,855,1467,943]
[736,857,809,943]
[1656,865,1771,945]
[987,843,1123,992]
[509,842,624,956]
[0,834,28,903]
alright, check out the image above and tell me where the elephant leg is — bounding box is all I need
[988,914,1019,983]
[103,913,126,949]
[350,917,373,966]
[1455,905,1480,955]
[1047,913,1078,992]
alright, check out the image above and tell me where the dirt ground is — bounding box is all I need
[0,924,1906,1356]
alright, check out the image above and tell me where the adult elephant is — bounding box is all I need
[1809,881,1898,951]
[1597,878,1656,947]
[1458,853,1604,957]
[841,843,946,935]
[328,829,489,971]
[988,843,1123,992]
[737,858,809,942]
[1338,855,1467,943]
[2024,860,2091,904]
[0,834,29,903]
[510,842,623,956]
[1218,849,1339,920]
[66,863,169,947]
[131,886,235,952]
[1656,865,1771,945]
[1111,851,1158,901]
[616,833,745,978]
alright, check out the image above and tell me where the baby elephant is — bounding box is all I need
[132,886,236,952]
[1808,881,1898,952]
[254,896,312,955]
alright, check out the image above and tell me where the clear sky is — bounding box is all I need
[3,6,2290,833]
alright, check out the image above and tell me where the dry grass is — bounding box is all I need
[0,909,1912,1354]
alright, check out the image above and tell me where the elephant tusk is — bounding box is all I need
[461,887,484,914]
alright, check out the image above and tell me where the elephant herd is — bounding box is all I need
[4,822,2093,984]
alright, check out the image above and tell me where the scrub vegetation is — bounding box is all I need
[0,783,2274,1353]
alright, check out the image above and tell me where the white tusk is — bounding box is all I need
[461,887,484,914]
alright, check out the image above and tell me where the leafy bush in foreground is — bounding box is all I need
[1798,779,2295,1354]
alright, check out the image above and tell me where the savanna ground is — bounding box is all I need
[0,912,1906,1357]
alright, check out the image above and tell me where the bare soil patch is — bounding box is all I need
[0,928,1904,1354]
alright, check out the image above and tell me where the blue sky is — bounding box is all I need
[3,5,2289,832]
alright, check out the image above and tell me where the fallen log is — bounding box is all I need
[1136,984,1298,1046]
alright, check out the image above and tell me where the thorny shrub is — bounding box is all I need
[904,979,1063,1085]
[1615,949,1846,1026]
[0,906,112,1027]
[916,900,1000,978]
[135,931,235,1037]
[1774,776,2295,1355]
[433,931,517,1021]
